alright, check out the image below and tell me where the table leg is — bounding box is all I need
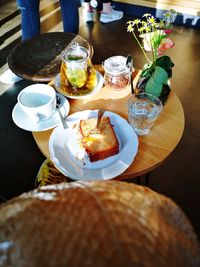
[120,173,150,186]
[136,177,141,185]
[136,172,150,186]
[0,195,7,203]
[144,172,150,186]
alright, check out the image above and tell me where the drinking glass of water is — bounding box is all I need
[128,93,163,135]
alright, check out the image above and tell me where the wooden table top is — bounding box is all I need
[32,66,185,180]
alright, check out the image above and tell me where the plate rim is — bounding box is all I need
[54,70,104,99]
[49,110,139,180]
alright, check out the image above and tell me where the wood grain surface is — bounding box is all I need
[8,32,93,82]
[32,66,185,180]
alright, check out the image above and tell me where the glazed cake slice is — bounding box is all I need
[79,116,119,162]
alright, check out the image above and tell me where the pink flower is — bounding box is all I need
[158,38,174,56]
[164,29,172,34]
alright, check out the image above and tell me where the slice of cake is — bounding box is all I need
[79,116,119,162]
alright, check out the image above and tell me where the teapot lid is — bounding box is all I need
[104,56,128,75]
[61,42,88,62]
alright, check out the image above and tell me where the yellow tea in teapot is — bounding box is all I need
[60,43,97,96]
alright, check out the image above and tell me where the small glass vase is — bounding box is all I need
[135,70,171,105]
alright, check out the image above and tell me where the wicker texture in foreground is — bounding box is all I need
[0,181,200,267]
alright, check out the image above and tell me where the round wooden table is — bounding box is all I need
[32,66,185,180]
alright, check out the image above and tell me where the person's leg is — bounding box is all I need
[16,0,40,41]
[102,0,111,13]
[83,0,93,11]
[59,0,80,33]
[100,0,123,23]
[82,0,94,23]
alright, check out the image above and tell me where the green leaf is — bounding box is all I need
[155,56,174,78]
[145,66,168,97]
[145,78,163,97]
[151,33,165,50]
[153,66,168,84]
[140,63,155,79]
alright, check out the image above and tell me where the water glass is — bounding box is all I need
[128,93,162,135]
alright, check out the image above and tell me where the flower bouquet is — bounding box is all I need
[127,9,180,104]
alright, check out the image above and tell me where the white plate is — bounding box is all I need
[12,93,70,132]
[49,110,138,180]
[54,70,104,99]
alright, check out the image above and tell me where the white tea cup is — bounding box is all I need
[17,84,56,123]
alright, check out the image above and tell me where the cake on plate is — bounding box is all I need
[79,116,119,162]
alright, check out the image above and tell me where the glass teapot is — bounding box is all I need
[60,42,97,96]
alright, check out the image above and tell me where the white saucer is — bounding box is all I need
[12,93,70,132]
[54,70,104,99]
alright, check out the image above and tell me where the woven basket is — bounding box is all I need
[0,181,200,267]
[35,159,71,187]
